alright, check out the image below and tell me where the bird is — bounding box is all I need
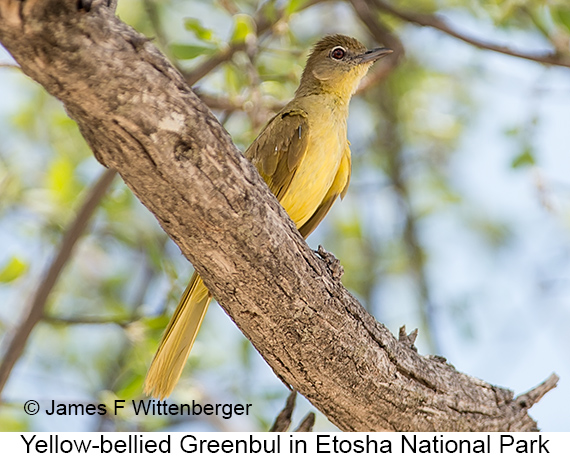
[144,34,392,399]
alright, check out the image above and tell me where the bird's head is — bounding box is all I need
[297,34,392,100]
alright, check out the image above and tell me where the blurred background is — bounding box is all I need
[0,0,569,432]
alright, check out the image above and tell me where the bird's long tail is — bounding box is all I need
[143,271,211,399]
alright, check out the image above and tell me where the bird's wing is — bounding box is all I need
[245,108,310,201]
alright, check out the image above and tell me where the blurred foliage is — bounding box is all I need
[0,257,28,284]
[0,0,569,432]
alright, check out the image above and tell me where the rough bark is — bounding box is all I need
[0,0,557,431]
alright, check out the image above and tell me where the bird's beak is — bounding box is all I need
[357,47,393,64]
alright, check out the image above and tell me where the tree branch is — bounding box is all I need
[0,0,557,431]
[182,1,299,87]
[0,167,116,396]
[370,0,570,68]
[43,315,132,327]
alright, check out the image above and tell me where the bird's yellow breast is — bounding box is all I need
[279,96,350,228]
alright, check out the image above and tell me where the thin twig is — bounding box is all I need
[184,0,328,86]
[350,0,403,92]
[0,168,117,398]
[183,5,275,86]
[350,0,404,56]
[371,0,570,68]
[43,315,133,327]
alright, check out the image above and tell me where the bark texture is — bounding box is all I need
[0,0,557,431]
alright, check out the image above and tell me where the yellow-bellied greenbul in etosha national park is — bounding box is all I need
[144,35,392,399]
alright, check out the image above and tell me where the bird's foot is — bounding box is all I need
[316,245,344,280]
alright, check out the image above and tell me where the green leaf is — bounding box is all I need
[286,0,308,15]
[0,257,28,283]
[184,18,215,42]
[142,315,171,333]
[554,7,570,32]
[511,147,536,169]
[503,126,520,137]
[224,65,242,95]
[231,14,256,44]
[0,409,28,432]
[114,371,145,401]
[170,44,216,60]
[47,156,76,202]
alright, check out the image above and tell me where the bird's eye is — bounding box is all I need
[330,47,346,60]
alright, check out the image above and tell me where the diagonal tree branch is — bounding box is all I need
[0,167,116,396]
[183,0,327,87]
[351,0,440,354]
[370,0,570,68]
[0,0,557,431]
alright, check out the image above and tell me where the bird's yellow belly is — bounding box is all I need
[280,132,345,228]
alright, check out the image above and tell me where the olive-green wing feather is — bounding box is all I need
[245,109,309,201]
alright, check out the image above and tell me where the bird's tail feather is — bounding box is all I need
[144,271,211,399]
